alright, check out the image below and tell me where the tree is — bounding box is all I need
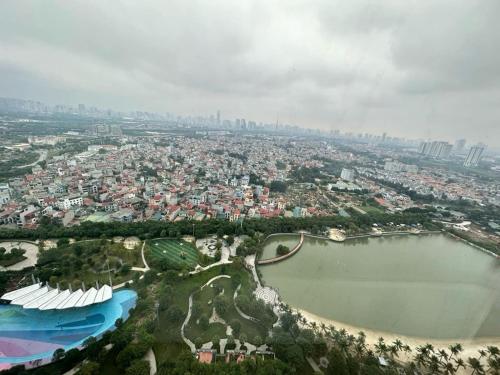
[212,335,221,352]
[276,244,290,256]
[226,335,236,350]
[214,295,229,316]
[79,361,100,375]
[57,238,69,247]
[269,181,288,193]
[286,344,305,369]
[253,335,263,347]
[126,360,150,375]
[327,347,348,375]
[199,314,209,330]
[52,348,65,362]
[230,319,242,338]
[226,235,235,246]
[166,305,184,323]
[468,357,485,375]
[164,270,179,283]
[143,270,156,285]
[215,240,222,250]
[194,337,204,349]
[239,333,248,345]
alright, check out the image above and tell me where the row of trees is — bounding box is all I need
[0,209,438,243]
[156,351,291,374]
[276,304,500,375]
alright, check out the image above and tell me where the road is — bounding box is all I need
[15,150,47,169]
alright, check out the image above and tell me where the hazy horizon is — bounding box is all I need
[1,1,500,146]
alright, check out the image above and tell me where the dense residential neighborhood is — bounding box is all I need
[1,128,498,235]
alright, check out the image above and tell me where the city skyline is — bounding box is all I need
[1,1,500,146]
[0,96,493,151]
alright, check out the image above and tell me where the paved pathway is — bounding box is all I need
[181,294,196,352]
[307,356,323,374]
[182,275,232,353]
[140,241,150,271]
[190,259,232,275]
[15,150,47,169]
[144,348,157,375]
[257,233,304,265]
[233,284,259,322]
[245,254,282,328]
[201,275,231,290]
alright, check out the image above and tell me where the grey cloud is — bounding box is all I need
[0,0,499,146]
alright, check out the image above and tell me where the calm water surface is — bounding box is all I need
[260,234,500,339]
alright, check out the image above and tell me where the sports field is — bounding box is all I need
[148,239,198,269]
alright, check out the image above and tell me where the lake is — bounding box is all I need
[259,234,500,340]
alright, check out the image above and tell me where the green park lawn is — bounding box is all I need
[34,239,143,288]
[148,239,198,269]
[154,264,277,364]
[185,277,271,344]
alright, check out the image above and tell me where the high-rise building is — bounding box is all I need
[216,110,220,125]
[463,145,485,167]
[418,141,452,159]
[340,168,355,181]
[454,139,466,153]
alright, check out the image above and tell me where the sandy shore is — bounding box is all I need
[296,308,500,374]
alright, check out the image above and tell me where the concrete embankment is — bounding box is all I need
[257,233,304,265]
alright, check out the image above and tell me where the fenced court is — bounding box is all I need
[148,239,198,268]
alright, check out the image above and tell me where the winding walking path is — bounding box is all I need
[182,275,232,353]
[144,348,157,375]
[181,294,196,352]
[140,241,150,271]
[233,284,259,322]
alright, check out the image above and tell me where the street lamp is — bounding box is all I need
[155,301,160,327]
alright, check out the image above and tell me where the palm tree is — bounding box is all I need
[443,361,456,374]
[389,345,399,358]
[486,356,500,375]
[429,355,441,374]
[438,348,449,363]
[375,337,388,357]
[486,346,500,359]
[355,332,367,356]
[346,334,355,349]
[338,328,347,339]
[454,358,466,372]
[424,343,435,354]
[406,361,418,374]
[403,344,412,355]
[468,357,485,375]
[392,339,404,357]
[415,353,427,369]
[309,321,317,332]
[449,343,463,358]
[338,338,350,354]
[354,342,366,359]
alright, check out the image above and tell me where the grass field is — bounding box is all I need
[148,239,198,269]
[185,277,271,344]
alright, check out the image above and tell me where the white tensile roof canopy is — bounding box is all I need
[1,282,113,310]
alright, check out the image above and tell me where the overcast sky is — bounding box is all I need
[1,1,499,146]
